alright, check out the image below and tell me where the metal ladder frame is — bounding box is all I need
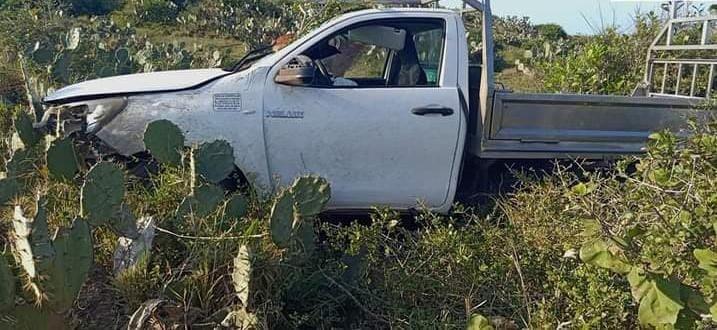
[645,2,717,99]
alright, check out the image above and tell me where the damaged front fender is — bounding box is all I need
[36,97,128,137]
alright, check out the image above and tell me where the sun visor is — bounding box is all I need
[348,26,406,50]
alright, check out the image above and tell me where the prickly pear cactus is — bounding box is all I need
[177,184,225,218]
[48,218,92,312]
[4,305,54,330]
[52,52,72,84]
[268,176,331,251]
[143,120,185,166]
[290,176,331,218]
[66,27,81,50]
[270,189,294,249]
[115,48,130,65]
[11,197,55,302]
[223,194,249,221]
[192,140,235,184]
[46,137,79,181]
[0,254,14,311]
[295,222,316,255]
[7,148,37,187]
[14,111,40,148]
[81,162,125,226]
[109,205,140,239]
[232,245,252,306]
[31,43,54,65]
[0,178,21,205]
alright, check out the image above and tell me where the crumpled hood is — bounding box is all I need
[44,68,229,104]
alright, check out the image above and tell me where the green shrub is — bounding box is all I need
[496,172,638,328]
[570,116,717,328]
[536,23,568,41]
[137,0,179,24]
[537,13,661,95]
[501,111,717,328]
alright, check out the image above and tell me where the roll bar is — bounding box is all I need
[461,0,495,130]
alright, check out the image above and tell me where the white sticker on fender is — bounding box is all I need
[213,93,242,112]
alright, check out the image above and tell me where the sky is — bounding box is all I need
[440,0,717,35]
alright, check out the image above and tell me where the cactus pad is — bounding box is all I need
[295,222,316,255]
[223,194,249,220]
[290,176,331,218]
[0,178,21,205]
[48,218,92,312]
[177,184,224,217]
[5,304,52,329]
[12,197,55,302]
[52,52,72,84]
[14,112,40,148]
[31,43,54,64]
[115,47,130,64]
[193,140,235,184]
[109,205,140,239]
[7,148,37,187]
[46,137,79,181]
[0,254,15,311]
[270,190,294,249]
[143,120,185,166]
[66,28,81,50]
[232,245,251,306]
[81,162,125,226]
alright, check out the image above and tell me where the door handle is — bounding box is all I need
[411,106,454,116]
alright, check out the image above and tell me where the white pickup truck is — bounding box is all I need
[40,1,706,213]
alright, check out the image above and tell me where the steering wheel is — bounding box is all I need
[315,59,333,80]
[309,58,334,86]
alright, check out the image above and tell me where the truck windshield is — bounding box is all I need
[223,46,275,72]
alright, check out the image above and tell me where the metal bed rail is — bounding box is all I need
[645,10,717,99]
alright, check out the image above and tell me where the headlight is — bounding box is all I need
[85,97,128,134]
[38,97,128,136]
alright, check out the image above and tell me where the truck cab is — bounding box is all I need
[262,9,469,212]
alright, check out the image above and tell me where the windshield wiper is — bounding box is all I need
[224,45,275,72]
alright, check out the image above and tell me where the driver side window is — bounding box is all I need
[303,19,445,88]
[322,41,389,85]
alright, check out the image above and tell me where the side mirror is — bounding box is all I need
[275,55,315,86]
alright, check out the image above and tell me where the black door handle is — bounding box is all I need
[411,106,454,116]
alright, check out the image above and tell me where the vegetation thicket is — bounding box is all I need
[0,1,716,328]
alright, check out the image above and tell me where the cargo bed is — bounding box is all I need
[472,92,699,159]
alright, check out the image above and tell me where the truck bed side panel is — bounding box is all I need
[477,92,700,158]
